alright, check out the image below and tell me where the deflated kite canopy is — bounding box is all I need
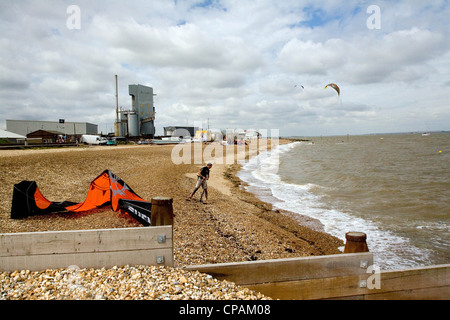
[10,170,152,226]
[10,180,76,219]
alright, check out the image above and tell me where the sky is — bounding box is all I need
[1,0,449,137]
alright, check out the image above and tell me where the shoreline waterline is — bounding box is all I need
[237,137,449,270]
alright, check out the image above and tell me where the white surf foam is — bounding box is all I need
[238,142,434,269]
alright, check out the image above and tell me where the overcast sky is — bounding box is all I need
[1,0,449,136]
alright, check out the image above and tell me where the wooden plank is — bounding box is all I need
[360,264,450,300]
[363,286,449,300]
[0,248,173,272]
[0,226,172,256]
[245,274,367,300]
[187,254,448,300]
[0,226,174,272]
[246,263,450,300]
[186,253,373,285]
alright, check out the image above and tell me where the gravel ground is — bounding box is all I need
[1,265,269,300]
[0,142,343,300]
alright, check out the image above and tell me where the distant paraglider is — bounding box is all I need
[294,84,304,89]
[325,83,340,96]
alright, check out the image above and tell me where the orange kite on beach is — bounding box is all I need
[10,170,152,225]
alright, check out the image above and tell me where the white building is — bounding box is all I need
[6,120,98,137]
[0,129,26,144]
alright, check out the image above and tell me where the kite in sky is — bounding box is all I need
[325,83,340,96]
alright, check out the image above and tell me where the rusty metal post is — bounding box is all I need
[344,232,369,253]
[151,197,173,226]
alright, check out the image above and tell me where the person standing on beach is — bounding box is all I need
[187,163,212,204]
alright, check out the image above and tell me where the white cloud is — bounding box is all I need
[277,27,445,84]
[277,38,347,75]
[0,1,449,136]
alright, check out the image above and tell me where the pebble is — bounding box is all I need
[0,265,270,300]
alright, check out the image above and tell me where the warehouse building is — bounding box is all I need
[6,120,98,142]
[0,129,26,144]
[164,126,199,137]
[6,120,97,136]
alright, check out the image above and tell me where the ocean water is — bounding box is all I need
[238,133,450,269]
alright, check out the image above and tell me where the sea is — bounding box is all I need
[237,133,450,270]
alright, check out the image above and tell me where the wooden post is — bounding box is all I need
[151,197,173,226]
[344,232,369,253]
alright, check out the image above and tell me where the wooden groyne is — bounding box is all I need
[186,253,449,300]
[1,199,448,299]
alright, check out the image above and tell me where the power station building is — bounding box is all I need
[7,82,156,142]
[115,84,156,138]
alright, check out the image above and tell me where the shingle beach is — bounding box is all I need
[0,141,343,299]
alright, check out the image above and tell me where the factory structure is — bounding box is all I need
[114,76,156,138]
[4,77,156,145]
[5,119,97,143]
[3,76,245,146]
[163,126,199,137]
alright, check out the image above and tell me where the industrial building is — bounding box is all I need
[6,79,157,144]
[164,126,199,137]
[6,120,98,140]
[0,129,26,144]
[26,130,67,144]
[115,83,156,138]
